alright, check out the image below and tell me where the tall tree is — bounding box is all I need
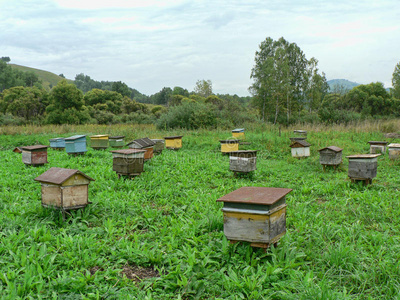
[194,79,213,98]
[392,62,400,99]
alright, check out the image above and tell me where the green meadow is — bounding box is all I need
[1,123,400,299]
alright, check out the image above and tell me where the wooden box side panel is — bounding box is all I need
[62,174,91,187]
[41,185,62,207]
[109,139,124,147]
[232,132,245,139]
[166,139,182,149]
[62,185,88,208]
[229,157,257,172]
[319,151,342,165]
[31,151,48,164]
[389,149,400,160]
[269,207,286,242]
[113,157,144,174]
[291,147,310,157]
[22,151,32,164]
[144,148,154,160]
[348,161,378,179]
[223,211,270,243]
[221,143,239,153]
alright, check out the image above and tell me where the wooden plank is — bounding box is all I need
[62,174,91,187]
[41,184,61,207]
[61,185,88,208]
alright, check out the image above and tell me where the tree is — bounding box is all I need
[151,87,172,105]
[194,79,212,98]
[392,62,400,99]
[1,57,10,63]
[112,81,131,98]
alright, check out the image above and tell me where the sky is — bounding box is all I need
[1,0,399,96]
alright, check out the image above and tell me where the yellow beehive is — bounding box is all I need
[220,139,239,153]
[164,136,183,150]
[232,128,245,139]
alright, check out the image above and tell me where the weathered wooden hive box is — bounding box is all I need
[388,143,400,160]
[220,139,239,154]
[21,145,48,166]
[150,139,165,154]
[126,138,155,160]
[368,141,388,154]
[347,154,381,182]
[65,135,87,155]
[289,137,307,142]
[232,128,245,139]
[109,136,125,148]
[34,167,95,210]
[290,140,311,158]
[229,150,257,173]
[49,137,65,150]
[13,147,22,153]
[293,130,307,138]
[90,135,109,150]
[164,136,183,150]
[217,187,292,248]
[318,146,343,167]
[110,149,146,177]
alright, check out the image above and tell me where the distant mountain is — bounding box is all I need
[9,64,71,91]
[327,79,360,93]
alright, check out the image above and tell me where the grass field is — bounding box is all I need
[1,123,400,299]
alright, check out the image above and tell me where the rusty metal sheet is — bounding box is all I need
[346,154,381,159]
[368,141,388,145]
[110,149,146,154]
[217,187,292,205]
[164,136,183,139]
[34,167,94,185]
[318,146,342,152]
[21,145,48,151]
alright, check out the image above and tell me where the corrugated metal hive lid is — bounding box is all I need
[34,167,95,184]
[65,135,86,141]
[21,145,48,151]
[368,141,388,145]
[217,187,292,205]
[318,146,343,152]
[164,135,183,139]
[290,140,311,147]
[127,137,156,148]
[110,149,146,154]
[346,154,381,159]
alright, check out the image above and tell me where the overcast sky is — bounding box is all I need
[1,0,399,96]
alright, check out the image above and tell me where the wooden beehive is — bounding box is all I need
[164,136,183,150]
[368,141,388,154]
[220,139,239,154]
[347,154,381,184]
[293,130,307,138]
[318,146,343,170]
[217,187,292,249]
[126,138,155,160]
[289,137,307,142]
[110,149,146,178]
[90,135,109,150]
[229,150,257,173]
[232,128,245,139]
[13,147,22,153]
[49,137,65,150]
[109,136,125,148]
[388,143,400,160]
[150,139,165,154]
[34,167,95,210]
[290,140,311,158]
[65,135,87,155]
[21,145,48,166]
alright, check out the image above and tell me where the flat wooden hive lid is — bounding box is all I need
[21,145,48,151]
[368,141,388,145]
[388,143,400,147]
[229,150,258,155]
[34,167,95,184]
[49,137,64,141]
[109,135,125,139]
[90,134,108,138]
[220,139,239,143]
[110,149,146,154]
[318,146,343,152]
[65,135,86,140]
[346,154,381,159]
[217,187,292,205]
[164,135,183,139]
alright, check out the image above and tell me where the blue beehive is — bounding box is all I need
[65,135,87,155]
[49,137,65,150]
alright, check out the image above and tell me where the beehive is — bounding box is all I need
[368,141,388,154]
[217,187,292,248]
[21,145,48,166]
[290,140,311,158]
[232,128,245,139]
[150,139,165,154]
[34,167,95,210]
[229,150,257,173]
[347,154,381,184]
[388,143,400,160]
[109,136,125,148]
[318,146,343,170]
[49,137,65,150]
[293,130,307,138]
[126,138,155,160]
[164,136,183,150]
[289,137,307,142]
[65,135,87,155]
[110,149,146,178]
[220,139,239,154]
[90,135,109,150]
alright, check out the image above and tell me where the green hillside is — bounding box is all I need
[9,64,72,91]
[327,79,360,92]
